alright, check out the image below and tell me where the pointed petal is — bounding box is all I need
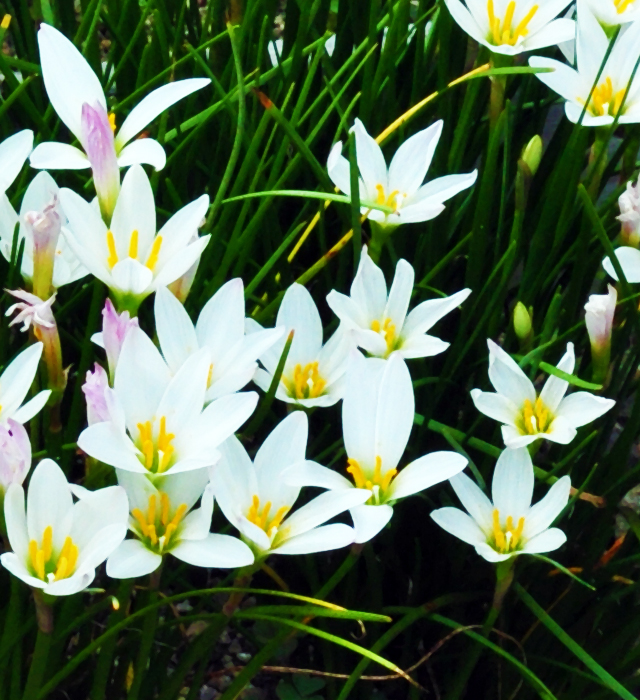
[351,247,388,322]
[470,389,519,426]
[327,142,352,195]
[383,259,414,331]
[116,138,166,170]
[3,484,28,559]
[12,390,51,424]
[487,339,535,405]
[388,452,468,501]
[195,278,245,360]
[394,200,445,226]
[603,247,640,282]
[555,392,615,428]
[449,472,493,533]
[78,422,146,473]
[0,130,33,191]
[26,459,73,548]
[539,343,575,412]
[524,476,571,539]
[402,289,471,338]
[171,533,254,568]
[283,460,354,489]
[0,343,44,420]
[431,507,486,545]
[155,286,199,373]
[274,523,356,554]
[110,165,156,256]
[410,172,478,206]
[522,528,567,554]
[349,504,393,544]
[388,121,443,196]
[106,539,162,578]
[29,143,90,170]
[491,448,534,521]
[351,118,387,190]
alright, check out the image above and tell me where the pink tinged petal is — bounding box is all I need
[106,539,162,578]
[171,533,254,568]
[475,542,513,563]
[283,460,354,490]
[383,259,414,332]
[78,422,146,473]
[101,298,139,378]
[524,476,571,539]
[388,121,443,195]
[387,452,468,501]
[155,287,199,373]
[114,78,211,150]
[410,172,478,207]
[486,339,536,405]
[29,143,89,170]
[555,392,615,428]
[351,118,388,191]
[539,342,575,412]
[471,389,519,426]
[4,483,28,559]
[116,138,166,170]
[584,285,616,348]
[349,504,393,544]
[491,448,534,521]
[603,247,640,282]
[1,552,48,588]
[80,102,120,214]
[0,130,33,191]
[37,24,106,139]
[449,472,494,533]
[522,528,567,555]
[327,143,352,195]
[430,507,486,545]
[402,288,471,339]
[82,363,110,425]
[273,523,356,554]
[0,420,31,490]
[501,425,539,449]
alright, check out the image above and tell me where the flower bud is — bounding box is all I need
[0,419,31,495]
[521,135,543,177]
[618,176,640,247]
[585,285,616,385]
[24,195,62,299]
[82,363,110,425]
[93,299,139,382]
[513,302,533,351]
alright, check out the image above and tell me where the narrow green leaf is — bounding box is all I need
[537,361,602,391]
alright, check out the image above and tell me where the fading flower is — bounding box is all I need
[617,175,640,246]
[82,364,110,426]
[91,299,139,382]
[0,420,31,495]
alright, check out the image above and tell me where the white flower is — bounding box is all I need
[0,343,51,426]
[77,326,258,479]
[59,165,210,311]
[327,119,477,229]
[471,340,615,448]
[0,459,128,595]
[0,419,31,495]
[286,354,468,544]
[431,448,571,563]
[107,469,254,578]
[0,130,33,195]
[603,246,640,282]
[213,412,369,558]
[445,0,575,55]
[31,24,210,217]
[0,172,88,290]
[583,0,640,29]
[154,284,283,402]
[248,283,353,408]
[618,175,640,246]
[584,285,616,351]
[327,246,470,359]
[529,4,640,126]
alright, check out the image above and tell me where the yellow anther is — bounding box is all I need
[207,363,215,388]
[145,235,163,271]
[615,0,635,13]
[346,456,397,497]
[106,229,118,268]
[54,556,69,581]
[170,503,188,528]
[487,0,538,46]
[136,418,175,473]
[128,229,139,259]
[133,491,186,549]
[521,396,552,435]
[284,362,327,400]
[380,467,398,491]
[1,14,11,30]
[582,77,628,117]
[374,184,401,211]
[346,458,367,489]
[29,530,78,581]
[492,509,506,551]
[147,494,157,525]
[147,523,158,546]
[492,508,526,553]
[161,492,170,526]
[108,112,117,132]
[41,525,53,562]
[131,508,149,536]
[371,317,397,354]
[269,505,289,534]
[246,495,288,535]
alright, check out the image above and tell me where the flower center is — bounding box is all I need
[283,362,327,400]
[519,396,553,435]
[581,77,627,117]
[135,416,176,474]
[487,0,538,46]
[106,229,163,271]
[131,492,187,552]
[492,508,525,553]
[346,456,397,504]
[615,0,636,13]
[371,318,397,355]
[246,495,289,539]
[375,184,403,212]
[28,526,79,583]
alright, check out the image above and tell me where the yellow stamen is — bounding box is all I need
[371,317,397,354]
[1,14,11,30]
[520,396,552,435]
[147,523,158,546]
[131,508,149,536]
[284,362,327,400]
[161,492,170,526]
[346,458,367,488]
[615,0,634,13]
[157,416,175,473]
[346,456,398,498]
[246,495,288,535]
[128,229,139,259]
[106,229,118,268]
[108,112,117,132]
[207,363,215,388]
[147,494,157,525]
[41,525,53,562]
[486,0,538,46]
[374,184,402,211]
[145,236,163,271]
[492,508,526,553]
[54,557,69,581]
[492,509,506,551]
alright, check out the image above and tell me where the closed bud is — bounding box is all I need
[521,135,543,177]
[618,175,640,247]
[585,285,616,386]
[82,363,110,426]
[513,302,533,342]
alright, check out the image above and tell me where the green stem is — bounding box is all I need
[22,593,54,700]
[368,221,394,264]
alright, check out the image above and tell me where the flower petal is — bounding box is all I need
[116,138,166,170]
[155,286,199,373]
[470,389,519,426]
[402,288,471,338]
[486,339,535,405]
[431,507,486,545]
[539,343,575,413]
[171,533,254,568]
[555,392,615,428]
[0,130,33,191]
[383,259,414,332]
[603,247,640,282]
[276,284,323,367]
[26,459,73,549]
[29,143,90,170]
[106,539,162,578]
[491,447,534,521]
[388,451,468,501]
[524,476,571,539]
[388,121,443,195]
[349,504,393,544]
[351,118,387,191]
[4,483,28,559]
[449,472,493,534]
[12,390,51,424]
[283,460,354,490]
[273,523,356,554]
[410,172,478,206]
[0,343,44,421]
[522,527,567,555]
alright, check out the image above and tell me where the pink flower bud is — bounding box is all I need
[80,101,120,221]
[585,285,616,350]
[82,363,110,425]
[101,298,139,379]
[618,176,640,247]
[0,419,31,494]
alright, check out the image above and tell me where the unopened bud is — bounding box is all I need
[521,136,543,177]
[82,363,110,425]
[585,285,616,386]
[513,302,533,343]
[618,175,640,247]
[91,299,139,382]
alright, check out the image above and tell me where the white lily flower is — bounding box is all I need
[529,4,640,126]
[431,448,570,563]
[0,172,87,291]
[31,24,210,218]
[59,165,210,312]
[583,0,640,29]
[618,174,640,246]
[603,246,640,282]
[445,0,575,55]
[286,354,468,544]
[0,343,51,426]
[77,326,258,479]
[248,283,354,408]
[327,119,477,229]
[471,340,615,448]
[107,469,254,578]
[0,459,128,595]
[327,246,470,359]
[155,284,283,402]
[213,412,369,558]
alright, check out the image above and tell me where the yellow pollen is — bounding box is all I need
[615,0,635,12]
[247,494,289,537]
[371,317,397,354]
[374,184,402,211]
[283,361,327,400]
[135,417,175,473]
[521,396,552,435]
[132,492,187,551]
[28,529,79,582]
[128,229,139,259]
[106,229,118,268]
[108,112,117,132]
[580,77,628,117]
[492,508,525,554]
[487,0,538,46]
[145,235,163,271]
[161,491,170,526]
[346,456,398,502]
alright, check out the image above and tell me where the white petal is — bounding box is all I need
[543,416,577,444]
[522,527,567,554]
[444,0,485,44]
[155,286,199,373]
[388,121,443,195]
[470,389,519,426]
[410,172,478,206]
[491,448,534,521]
[29,142,90,170]
[327,143,352,196]
[603,247,640,282]
[524,476,571,539]
[283,460,353,490]
[521,18,576,53]
[383,259,414,332]
[555,392,615,428]
[115,79,211,149]
[3,484,28,559]
[486,339,535,405]
[116,138,166,170]
[110,164,156,257]
[394,200,445,226]
[111,258,153,296]
[276,284,323,367]
[26,459,73,548]
[449,472,493,534]
[1,552,47,589]
[430,507,486,545]
[351,118,387,190]
[388,452,468,501]
[78,422,146,473]
[539,343,575,413]
[350,504,394,544]
[273,523,356,554]
[44,569,96,596]
[501,425,539,449]
[395,334,449,359]
[12,390,51,424]
[0,343,44,420]
[195,278,245,361]
[351,247,388,322]
[475,542,513,563]
[106,539,162,578]
[171,533,254,568]
[0,130,33,191]
[402,288,471,338]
